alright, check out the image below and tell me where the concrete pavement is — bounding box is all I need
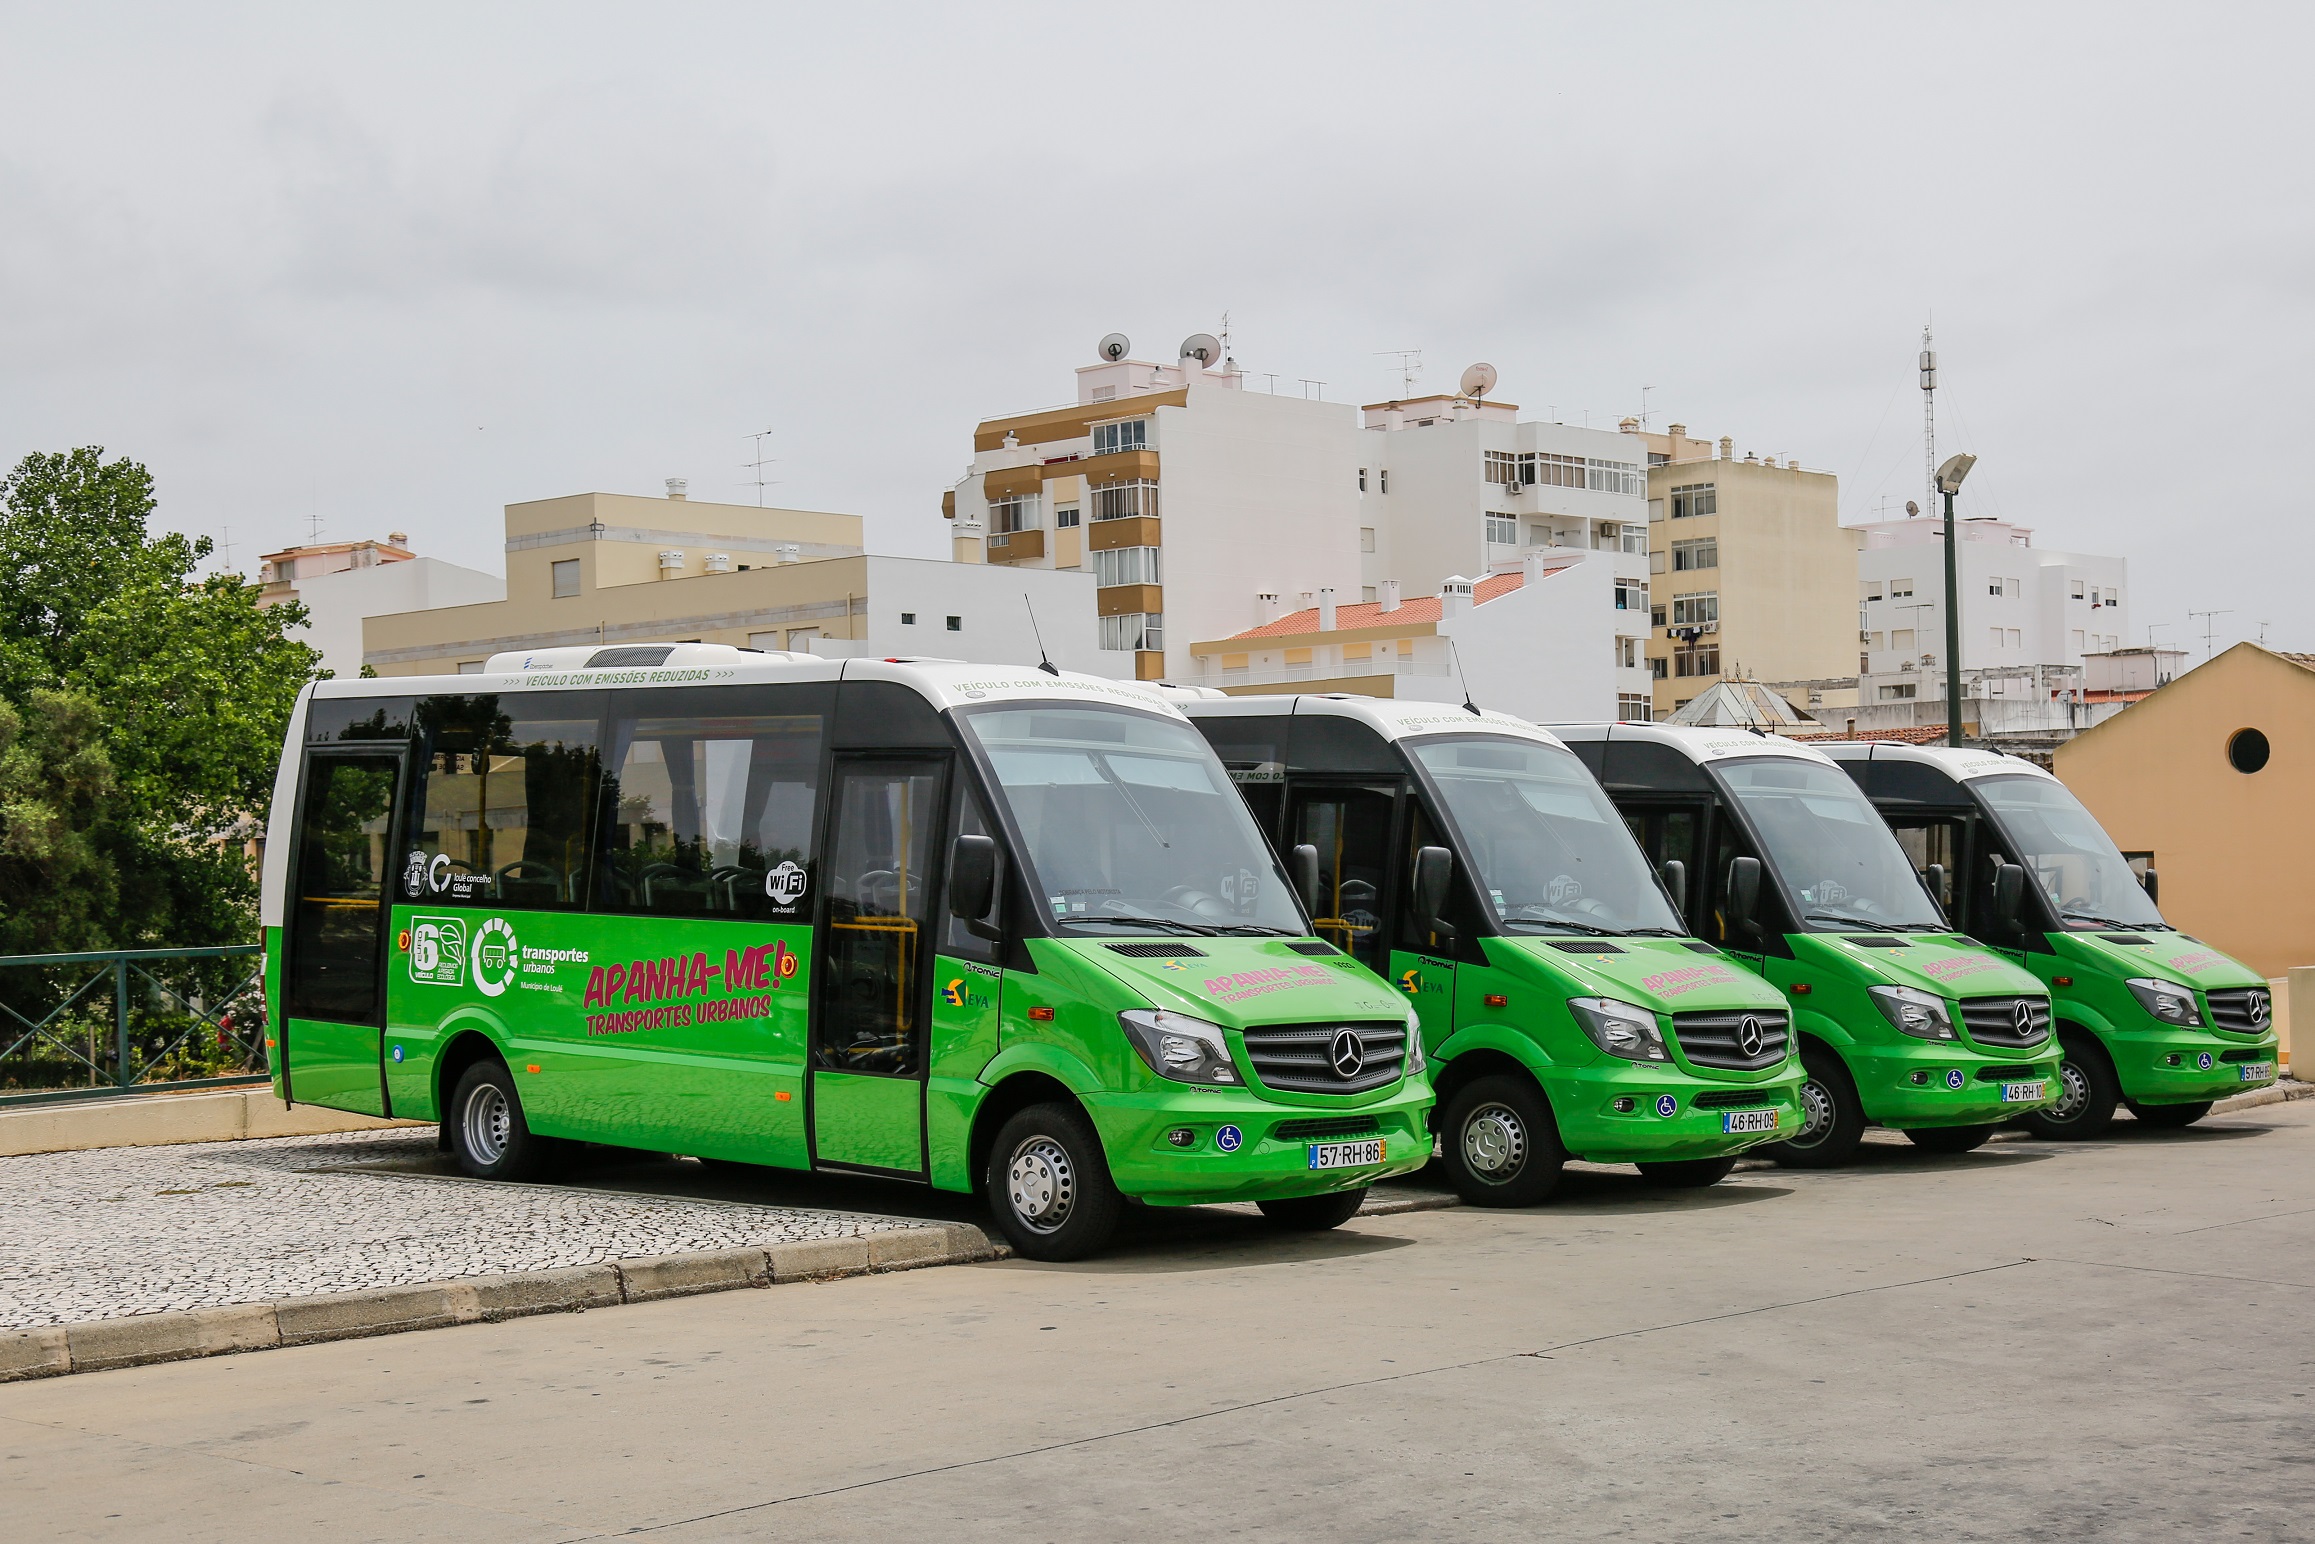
[3,1105,2311,1541]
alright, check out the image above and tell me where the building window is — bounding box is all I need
[2103,588,2118,606]
[1361,586,1377,603]
[1586,459,1645,496]
[1484,450,1520,486]
[1668,483,1716,519]
[1100,612,1162,652]
[1879,683,1917,701]
[1862,581,1884,601]
[1669,592,1719,627]
[457,660,486,675]
[1650,604,1667,627]
[2071,579,2086,600]
[989,495,1038,534]
[1868,630,1886,649]
[901,612,917,626]
[1092,545,1161,587]
[1615,579,1648,612]
[1891,629,1915,651]
[1055,504,1081,529]
[1888,577,1914,598]
[1089,479,1158,521]
[1378,469,1388,494]
[1616,637,1641,668]
[1620,524,1649,554]
[1648,497,1666,523]
[1090,419,1149,456]
[1360,526,1376,553]
[1617,693,1653,722]
[1358,467,1368,492]
[1672,645,1721,677]
[1534,452,1585,489]
[1671,537,1718,571]
[551,559,581,598]
[945,616,962,632]
[1649,657,1668,680]
[2071,629,2086,650]
[1484,514,1518,546]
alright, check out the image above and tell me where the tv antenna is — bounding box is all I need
[1299,378,1326,400]
[1374,350,1423,397]
[1218,310,1235,374]
[2145,621,2170,647]
[1920,322,1938,515]
[743,429,780,506]
[216,524,234,573]
[1023,593,1058,675]
[1639,384,1654,430]
[1459,362,1498,409]
[2187,608,2232,661]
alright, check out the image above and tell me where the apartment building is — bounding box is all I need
[1353,394,1655,713]
[945,344,1361,680]
[1629,425,1857,718]
[256,533,500,677]
[364,484,1128,677]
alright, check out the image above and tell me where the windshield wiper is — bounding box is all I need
[1058,914,1215,936]
[1618,926,1687,937]
[1503,916,1619,936]
[1210,923,1296,937]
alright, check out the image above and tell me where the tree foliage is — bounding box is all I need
[0,448,322,954]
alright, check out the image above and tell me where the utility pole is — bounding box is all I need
[1935,453,1978,748]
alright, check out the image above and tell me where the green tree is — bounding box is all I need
[0,448,322,953]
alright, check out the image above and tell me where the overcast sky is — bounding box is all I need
[5,2,2309,654]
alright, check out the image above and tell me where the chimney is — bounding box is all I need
[1719,436,1733,460]
[665,478,688,501]
[1256,591,1281,626]
[1787,457,1801,470]
[387,530,409,549]
[1619,416,1640,433]
[1522,551,1547,587]
[1439,576,1474,620]
[1667,423,1686,441]
[1378,579,1401,613]
[1317,587,1337,631]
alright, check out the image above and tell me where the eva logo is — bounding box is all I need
[472,918,520,998]
[942,977,993,1009]
[409,916,466,985]
[1399,968,1422,996]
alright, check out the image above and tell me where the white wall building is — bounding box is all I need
[258,534,503,678]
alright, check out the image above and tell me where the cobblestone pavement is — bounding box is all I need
[0,1130,919,1330]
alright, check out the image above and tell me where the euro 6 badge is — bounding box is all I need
[410,917,466,985]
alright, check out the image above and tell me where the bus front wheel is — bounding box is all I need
[447,1061,556,1181]
[1762,1049,1866,1169]
[1441,1074,1565,1207]
[2023,1041,2119,1140]
[985,1102,1123,1262]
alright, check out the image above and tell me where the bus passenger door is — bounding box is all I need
[810,758,944,1175]
[1386,797,1460,1048]
[1286,782,1400,976]
[283,749,406,1115]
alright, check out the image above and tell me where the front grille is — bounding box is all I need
[1975,1064,2041,1082]
[1959,996,2052,1049]
[2222,1048,2271,1064]
[1105,942,1207,959]
[1285,940,1340,957]
[1272,1115,1381,1141]
[1693,1090,1777,1110]
[1671,1009,1790,1071]
[1240,1021,1406,1094]
[2206,988,2272,1035]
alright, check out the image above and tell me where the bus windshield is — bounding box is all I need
[1716,757,1946,931]
[1408,736,1684,937]
[1972,773,2164,930]
[959,705,1307,936]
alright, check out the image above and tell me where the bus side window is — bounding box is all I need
[1291,786,1395,972]
[1622,807,1702,930]
[1887,817,1966,921]
[1706,810,1783,951]
[1396,801,1480,957]
[403,692,604,910]
[598,686,826,919]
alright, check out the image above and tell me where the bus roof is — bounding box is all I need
[1816,740,2059,785]
[305,645,1187,720]
[1164,689,1567,749]
[1547,720,1838,769]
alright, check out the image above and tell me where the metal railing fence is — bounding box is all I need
[0,945,268,1106]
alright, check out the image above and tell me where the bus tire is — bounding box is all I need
[1257,1188,1369,1231]
[1635,1156,1738,1188]
[447,1060,556,1182]
[1441,1074,1565,1207]
[985,1102,1123,1262]
[1905,1122,1996,1154]
[2127,1099,2213,1129]
[2023,1039,2119,1140]
[1763,1048,1866,1169]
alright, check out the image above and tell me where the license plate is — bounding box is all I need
[1307,1139,1385,1170]
[2240,1062,2274,1083]
[2000,1080,2047,1103]
[1722,1109,1779,1134]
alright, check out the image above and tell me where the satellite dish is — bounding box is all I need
[1098,332,1131,363]
[1179,333,1223,369]
[1459,362,1498,400]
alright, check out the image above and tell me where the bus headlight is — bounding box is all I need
[1870,984,1956,1040]
[2126,978,2203,1027]
[1570,997,1669,1062]
[1120,1010,1239,1086]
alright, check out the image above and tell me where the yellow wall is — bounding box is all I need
[2054,644,2315,981]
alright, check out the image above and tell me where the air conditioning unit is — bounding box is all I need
[658,550,685,572]
[704,553,731,573]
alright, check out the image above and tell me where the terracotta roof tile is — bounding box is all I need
[1786,725,1954,745]
[1224,571,1527,640]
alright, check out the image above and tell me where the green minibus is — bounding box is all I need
[1554,723,2061,1167]
[1172,693,1804,1205]
[1822,742,2278,1134]
[261,645,1432,1259]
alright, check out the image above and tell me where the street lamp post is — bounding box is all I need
[1935,453,1977,748]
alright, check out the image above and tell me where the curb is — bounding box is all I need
[0,1221,1003,1384]
[2213,1078,2313,1116]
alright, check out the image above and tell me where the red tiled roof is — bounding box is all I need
[1786,725,1953,745]
[1225,571,1528,639]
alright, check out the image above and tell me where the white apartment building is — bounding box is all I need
[257,533,502,678]
[1852,514,2128,711]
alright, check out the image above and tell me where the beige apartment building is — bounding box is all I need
[363,483,1127,677]
[1631,425,1857,717]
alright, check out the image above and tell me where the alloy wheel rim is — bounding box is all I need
[1462,1103,1526,1181]
[1007,1136,1077,1234]
[464,1083,511,1165]
[1787,1077,1836,1149]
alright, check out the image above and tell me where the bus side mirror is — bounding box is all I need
[2140,866,2159,905]
[1411,845,1457,943]
[1290,843,1321,916]
[1923,862,1947,911]
[948,834,1002,942]
[1660,858,1687,916]
[1724,855,1762,940]
[1992,862,2025,933]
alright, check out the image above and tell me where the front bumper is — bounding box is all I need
[1092,1078,1436,1204]
[2106,1027,2280,1105]
[1551,1060,1808,1164]
[1846,1039,2065,1128]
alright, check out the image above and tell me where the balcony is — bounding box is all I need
[983,465,1043,501]
[1097,582,1162,617]
[987,528,1046,564]
[1088,515,1161,551]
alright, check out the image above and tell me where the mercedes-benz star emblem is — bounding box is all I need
[2014,999,2037,1037]
[1736,1015,1765,1059]
[2249,992,2271,1028]
[1330,1028,1366,1079]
